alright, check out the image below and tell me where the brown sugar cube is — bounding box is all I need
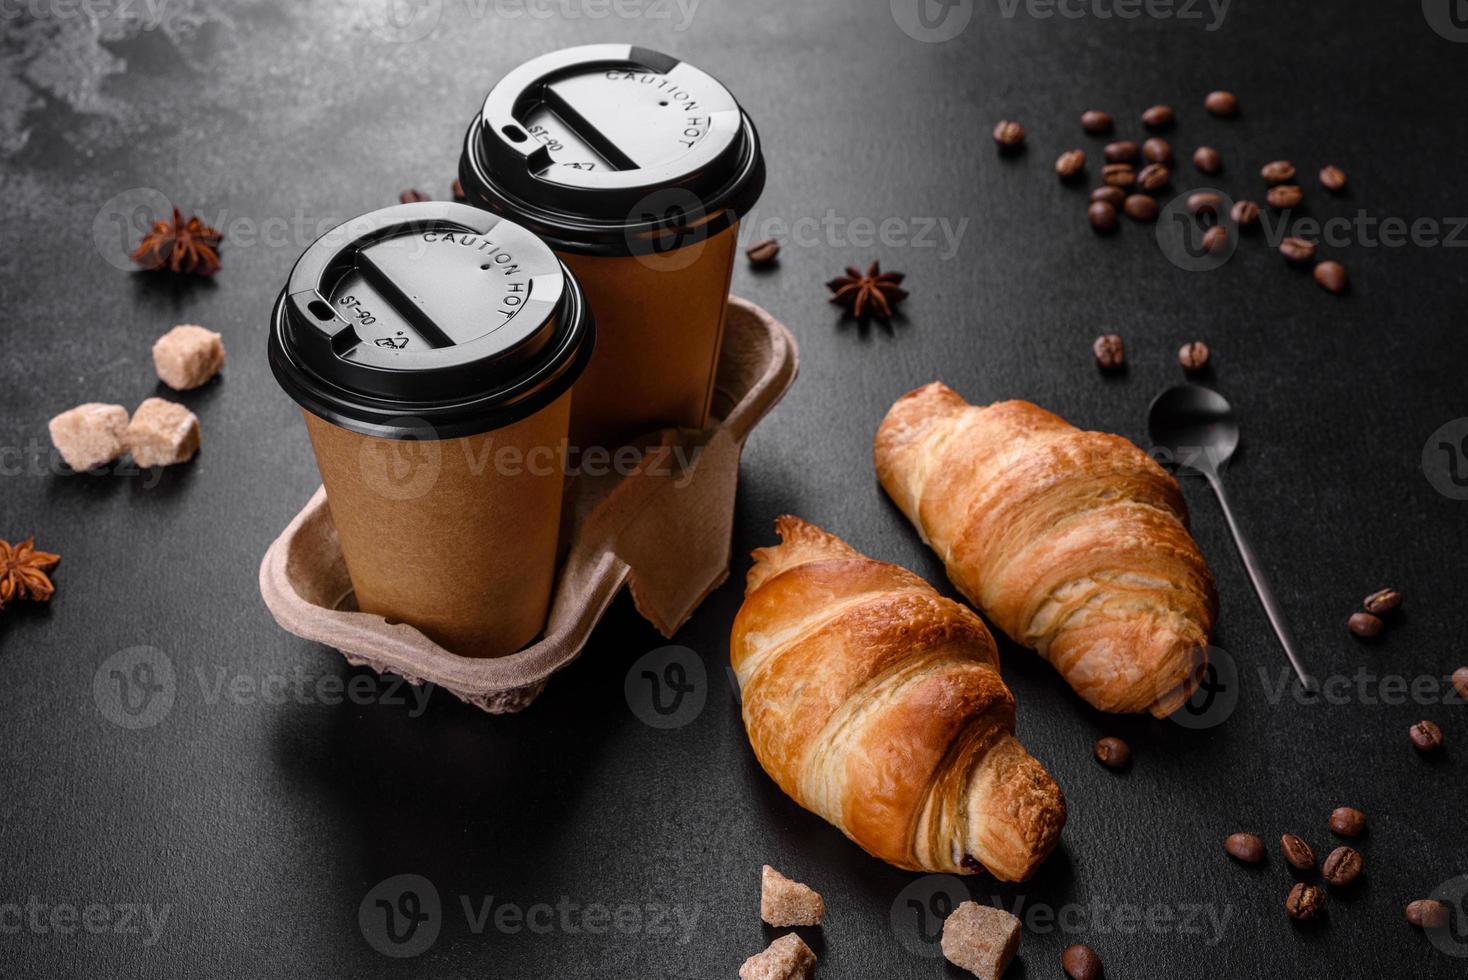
[739,933,816,980]
[152,323,225,391]
[48,403,129,471]
[941,901,1021,979]
[760,865,824,927]
[126,398,200,467]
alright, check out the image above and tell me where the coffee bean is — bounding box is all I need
[399,189,430,204]
[1057,149,1087,179]
[1409,719,1444,752]
[1178,341,1210,372]
[1453,666,1468,701]
[1188,192,1222,216]
[1093,333,1124,369]
[1363,588,1401,615]
[1124,194,1158,221]
[744,238,780,266]
[1205,90,1239,116]
[1104,140,1139,163]
[1102,163,1135,188]
[1320,165,1347,192]
[1093,736,1131,769]
[1202,226,1229,254]
[1142,137,1173,164]
[1142,104,1176,128]
[1280,834,1316,871]
[1286,883,1325,921]
[1089,200,1119,233]
[993,120,1025,147]
[1406,900,1449,929]
[1137,163,1170,191]
[1261,160,1297,184]
[1278,237,1315,263]
[1314,260,1348,294]
[1092,185,1126,206]
[1268,184,1303,208]
[1225,832,1265,864]
[1062,944,1102,980]
[1192,146,1222,174]
[1231,200,1260,228]
[1081,110,1114,134]
[1322,846,1363,887]
[1348,611,1383,637]
[1329,807,1367,838]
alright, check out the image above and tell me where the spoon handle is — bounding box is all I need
[1205,472,1315,690]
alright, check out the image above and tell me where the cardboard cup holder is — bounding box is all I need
[258,296,798,713]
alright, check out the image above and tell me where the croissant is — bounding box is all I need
[730,516,1066,881]
[874,382,1217,718]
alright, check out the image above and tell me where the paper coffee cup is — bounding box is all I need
[458,44,765,450]
[268,202,594,658]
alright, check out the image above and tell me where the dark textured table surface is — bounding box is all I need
[4,1,1468,977]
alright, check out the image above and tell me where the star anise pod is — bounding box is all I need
[0,538,61,610]
[826,261,908,321]
[131,207,223,276]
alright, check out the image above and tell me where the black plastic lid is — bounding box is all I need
[459,44,765,256]
[269,202,593,440]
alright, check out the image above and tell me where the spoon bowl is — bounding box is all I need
[1148,384,1239,476]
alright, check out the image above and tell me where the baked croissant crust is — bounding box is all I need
[730,516,1066,881]
[874,382,1217,718]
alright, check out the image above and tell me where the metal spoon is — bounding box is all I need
[1148,384,1314,690]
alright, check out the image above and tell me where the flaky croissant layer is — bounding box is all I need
[731,516,1066,881]
[874,382,1218,718]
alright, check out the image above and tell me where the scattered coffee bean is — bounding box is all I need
[1104,140,1140,163]
[1202,226,1229,254]
[1089,201,1120,233]
[1278,237,1316,263]
[1268,184,1303,208]
[1062,944,1103,980]
[744,238,780,266]
[1124,194,1158,221]
[1142,137,1173,164]
[1406,900,1449,929]
[1056,149,1087,179]
[1231,199,1260,228]
[1286,883,1325,921]
[1142,104,1176,128]
[1188,192,1222,216]
[1280,834,1316,872]
[1092,333,1124,369]
[1102,163,1136,188]
[1453,666,1468,701]
[1137,163,1170,191]
[1205,90,1239,117]
[1081,110,1114,134]
[1093,736,1131,769]
[398,189,430,204]
[1192,146,1222,174]
[1178,341,1210,372]
[1314,260,1348,294]
[1329,807,1366,838]
[1261,160,1297,184]
[451,178,466,201]
[1363,588,1402,615]
[1225,832,1265,864]
[1320,165,1347,192]
[1322,846,1363,887]
[1091,185,1126,206]
[1348,611,1383,637]
[993,120,1025,147]
[1409,719,1444,753]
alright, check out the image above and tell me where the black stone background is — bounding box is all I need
[2,1,1467,977]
